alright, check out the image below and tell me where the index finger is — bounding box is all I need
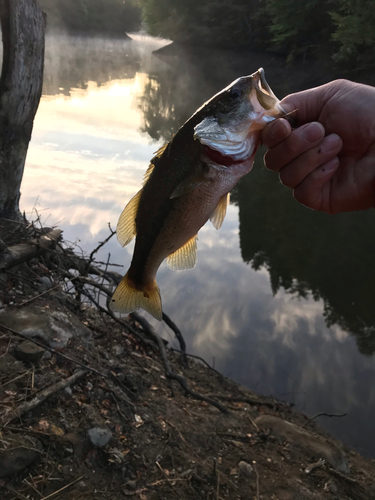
[262,118,292,148]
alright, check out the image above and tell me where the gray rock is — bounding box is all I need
[38,276,54,292]
[0,304,91,349]
[88,427,112,448]
[255,415,349,474]
[126,480,137,490]
[113,345,125,356]
[238,460,253,477]
[0,436,42,477]
[14,340,45,364]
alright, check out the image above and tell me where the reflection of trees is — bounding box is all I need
[43,35,139,96]
[231,156,375,355]
[137,51,216,143]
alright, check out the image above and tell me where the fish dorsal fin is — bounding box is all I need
[116,189,143,247]
[166,235,198,271]
[153,142,169,158]
[210,193,230,230]
[142,163,155,186]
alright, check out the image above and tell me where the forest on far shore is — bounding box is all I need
[38,0,374,70]
[38,0,141,36]
[140,0,375,69]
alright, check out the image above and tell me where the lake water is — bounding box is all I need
[22,33,375,457]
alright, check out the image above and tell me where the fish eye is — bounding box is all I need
[229,87,242,98]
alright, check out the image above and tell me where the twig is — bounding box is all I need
[0,323,112,379]
[169,348,223,376]
[302,412,347,429]
[214,458,220,500]
[0,370,31,389]
[0,370,87,427]
[16,279,78,307]
[328,468,361,485]
[156,461,184,500]
[84,224,115,275]
[253,461,260,500]
[131,312,228,414]
[248,414,260,432]
[162,312,187,365]
[206,394,279,409]
[40,476,84,500]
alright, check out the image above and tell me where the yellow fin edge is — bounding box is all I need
[110,272,162,321]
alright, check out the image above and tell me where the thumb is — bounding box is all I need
[280,81,344,126]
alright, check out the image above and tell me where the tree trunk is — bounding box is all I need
[0,0,46,216]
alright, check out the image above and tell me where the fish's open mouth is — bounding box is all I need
[204,144,258,167]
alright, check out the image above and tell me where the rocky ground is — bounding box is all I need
[1,219,375,500]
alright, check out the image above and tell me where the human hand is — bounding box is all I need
[261,79,375,214]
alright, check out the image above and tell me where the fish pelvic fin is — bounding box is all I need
[210,193,230,230]
[110,272,162,321]
[116,189,143,247]
[167,235,198,271]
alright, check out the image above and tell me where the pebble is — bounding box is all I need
[238,461,253,477]
[88,427,112,447]
[113,345,125,356]
[14,340,45,364]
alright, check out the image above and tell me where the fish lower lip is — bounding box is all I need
[204,146,251,166]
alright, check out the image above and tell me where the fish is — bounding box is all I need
[110,68,285,320]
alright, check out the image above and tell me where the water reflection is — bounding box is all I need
[22,34,375,457]
[232,161,375,356]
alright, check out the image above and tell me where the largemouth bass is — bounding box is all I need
[111,68,284,320]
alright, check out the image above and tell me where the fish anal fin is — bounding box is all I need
[110,272,162,321]
[116,189,142,247]
[167,235,198,271]
[210,193,230,230]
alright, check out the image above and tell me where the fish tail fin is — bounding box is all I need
[110,272,162,321]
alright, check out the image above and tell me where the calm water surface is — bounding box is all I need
[23,34,375,457]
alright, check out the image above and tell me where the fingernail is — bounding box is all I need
[270,120,289,140]
[301,123,323,143]
[321,134,340,153]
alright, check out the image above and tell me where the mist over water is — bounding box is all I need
[23,33,375,457]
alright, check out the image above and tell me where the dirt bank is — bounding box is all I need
[0,219,375,500]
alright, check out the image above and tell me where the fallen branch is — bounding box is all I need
[162,312,187,364]
[0,229,62,271]
[207,394,280,409]
[0,369,87,427]
[302,412,347,429]
[131,312,228,414]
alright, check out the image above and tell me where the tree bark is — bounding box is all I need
[0,0,46,215]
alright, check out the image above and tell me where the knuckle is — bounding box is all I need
[263,150,278,171]
[279,168,295,188]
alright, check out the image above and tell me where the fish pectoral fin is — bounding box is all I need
[110,272,162,321]
[170,173,206,199]
[210,193,230,230]
[166,235,198,271]
[116,189,142,247]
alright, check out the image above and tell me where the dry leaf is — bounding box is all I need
[50,424,64,436]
